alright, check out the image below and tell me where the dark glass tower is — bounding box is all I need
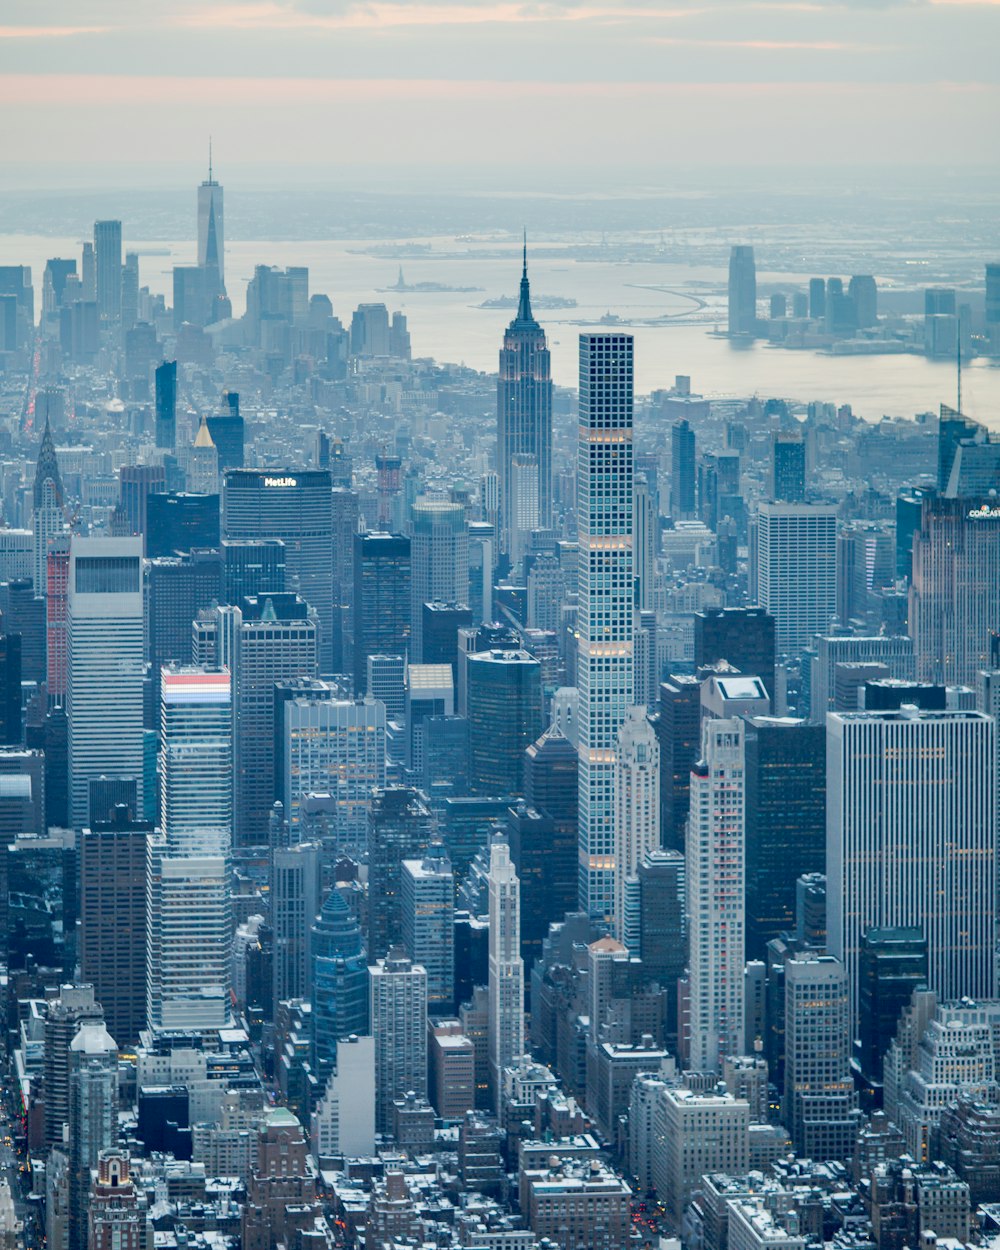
[496,241,552,560]
[154,360,177,450]
[856,925,928,1095]
[352,532,411,694]
[466,649,544,796]
[694,606,777,701]
[670,418,696,518]
[744,716,826,962]
[311,888,369,1076]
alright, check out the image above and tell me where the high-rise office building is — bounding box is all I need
[94,220,122,322]
[772,430,806,503]
[79,806,152,1047]
[159,666,232,857]
[466,648,544,796]
[410,499,468,661]
[687,717,745,1074]
[0,633,21,747]
[271,839,322,1019]
[856,926,928,1093]
[222,538,285,604]
[367,786,434,960]
[371,948,428,1134]
[612,706,659,951]
[655,675,701,853]
[487,836,524,1103]
[282,695,386,845]
[352,532,411,693]
[32,417,67,595]
[331,487,359,672]
[145,839,232,1033]
[783,954,858,1160]
[118,464,166,543]
[311,888,369,1075]
[497,243,552,561]
[827,708,996,1031]
[232,593,319,847]
[145,491,220,558]
[67,537,145,830]
[207,393,245,473]
[671,418,696,519]
[223,469,334,669]
[577,333,634,919]
[638,849,686,1042]
[145,551,223,697]
[401,844,455,1015]
[154,360,177,449]
[694,607,777,701]
[755,502,838,655]
[197,151,225,296]
[910,496,1000,686]
[744,717,825,962]
[513,723,578,971]
[728,245,757,336]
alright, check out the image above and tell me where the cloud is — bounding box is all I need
[0,24,108,37]
[174,0,699,29]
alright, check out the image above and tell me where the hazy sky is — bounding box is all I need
[2,0,998,177]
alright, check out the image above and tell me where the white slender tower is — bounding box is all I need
[577,333,634,920]
[687,716,745,1074]
[487,835,524,1106]
[613,705,660,949]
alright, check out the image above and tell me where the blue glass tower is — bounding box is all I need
[311,888,369,1075]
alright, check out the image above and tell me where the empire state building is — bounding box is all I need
[497,241,552,568]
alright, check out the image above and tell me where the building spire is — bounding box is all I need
[517,229,533,322]
[208,135,213,183]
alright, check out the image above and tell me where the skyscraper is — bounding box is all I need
[687,717,745,1074]
[352,532,411,692]
[311,888,369,1076]
[755,502,838,655]
[79,806,151,1047]
[827,708,997,1031]
[401,845,455,1015]
[487,836,524,1103]
[32,417,66,594]
[145,840,232,1033]
[367,786,434,960]
[466,648,544,796]
[270,839,321,1019]
[93,220,122,322]
[744,716,825,961]
[67,537,145,830]
[612,706,660,951]
[497,242,552,560]
[370,948,428,1134]
[223,469,334,669]
[670,418,696,519]
[783,954,858,1160]
[68,1021,119,1250]
[410,499,468,661]
[910,496,1000,686]
[159,666,232,857]
[728,245,757,336]
[197,149,225,297]
[282,695,386,845]
[577,333,634,920]
[772,430,806,503]
[232,593,319,847]
[694,607,777,702]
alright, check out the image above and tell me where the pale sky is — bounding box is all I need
[2,0,998,176]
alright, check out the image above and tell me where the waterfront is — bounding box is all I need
[4,232,998,423]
